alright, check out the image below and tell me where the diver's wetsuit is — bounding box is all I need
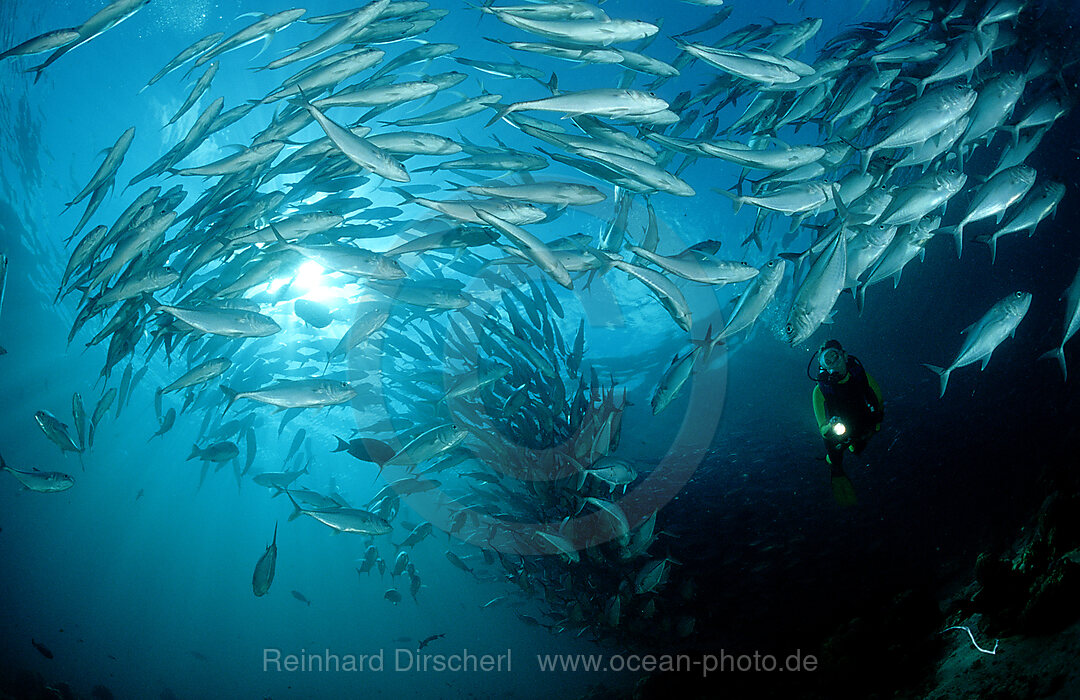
[812,356,883,473]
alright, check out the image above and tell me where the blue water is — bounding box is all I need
[1,1,1078,698]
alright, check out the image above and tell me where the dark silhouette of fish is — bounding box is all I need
[32,639,53,659]
[417,633,445,651]
[332,436,395,466]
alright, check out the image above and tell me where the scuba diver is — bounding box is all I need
[808,340,884,506]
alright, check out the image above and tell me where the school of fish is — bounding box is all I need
[2,0,1077,646]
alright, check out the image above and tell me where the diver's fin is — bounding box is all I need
[831,474,857,507]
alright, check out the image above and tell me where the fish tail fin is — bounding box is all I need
[985,233,999,264]
[860,147,875,174]
[187,444,201,461]
[711,187,742,214]
[1004,125,1021,148]
[923,364,951,398]
[284,488,303,513]
[220,386,239,413]
[26,63,46,83]
[391,186,416,205]
[741,228,762,248]
[1039,347,1067,382]
[941,225,964,258]
[693,324,714,363]
[544,71,558,94]
[484,103,513,129]
[894,75,927,99]
[333,436,350,453]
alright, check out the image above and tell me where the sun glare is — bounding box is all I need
[296,261,325,289]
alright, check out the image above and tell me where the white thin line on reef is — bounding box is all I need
[943,626,999,655]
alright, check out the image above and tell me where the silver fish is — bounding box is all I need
[34,410,81,454]
[1040,262,1080,381]
[783,228,847,346]
[157,305,281,338]
[1,455,74,493]
[141,31,223,92]
[717,258,786,340]
[0,28,80,61]
[162,358,232,393]
[222,379,357,411]
[949,165,1036,258]
[925,292,1032,397]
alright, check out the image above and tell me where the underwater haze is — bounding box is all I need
[2,0,1080,698]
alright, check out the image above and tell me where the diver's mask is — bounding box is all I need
[808,340,847,382]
